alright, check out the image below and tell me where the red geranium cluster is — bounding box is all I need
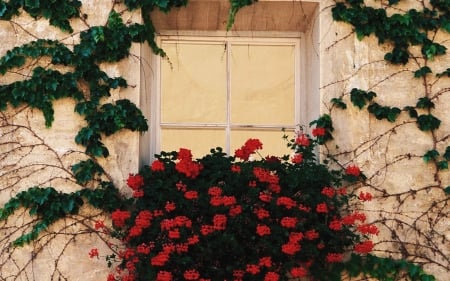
[94,135,375,281]
[234,138,263,160]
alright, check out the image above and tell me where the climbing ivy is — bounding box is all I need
[333,0,450,178]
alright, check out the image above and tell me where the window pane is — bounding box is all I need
[230,129,295,158]
[161,128,226,158]
[230,44,296,126]
[161,42,227,124]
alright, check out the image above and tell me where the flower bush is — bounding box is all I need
[95,129,377,281]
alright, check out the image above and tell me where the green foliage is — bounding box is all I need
[416,114,441,131]
[105,136,369,281]
[0,187,84,246]
[367,103,401,122]
[423,149,439,163]
[336,254,436,281]
[0,0,81,32]
[310,114,334,144]
[331,97,348,109]
[71,159,105,185]
[414,66,432,78]
[227,0,257,30]
[332,0,450,64]
[350,88,376,109]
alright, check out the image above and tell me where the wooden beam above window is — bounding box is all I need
[150,0,318,32]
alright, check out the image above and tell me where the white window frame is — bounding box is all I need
[148,33,306,158]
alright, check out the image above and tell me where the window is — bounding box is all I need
[153,36,301,158]
[139,1,320,162]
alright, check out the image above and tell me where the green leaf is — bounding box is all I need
[350,88,376,109]
[443,146,450,160]
[416,97,435,109]
[0,3,7,17]
[414,66,432,78]
[416,114,441,131]
[437,160,448,170]
[423,149,439,163]
[404,106,418,118]
[444,186,450,195]
[25,0,40,9]
[331,97,347,109]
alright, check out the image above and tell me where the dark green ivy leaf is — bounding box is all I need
[416,97,435,109]
[417,114,441,131]
[444,186,450,195]
[414,66,432,78]
[331,97,347,109]
[423,149,439,163]
[350,88,376,109]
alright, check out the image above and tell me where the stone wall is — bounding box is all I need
[321,0,450,279]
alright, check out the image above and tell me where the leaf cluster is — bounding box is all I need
[332,0,449,64]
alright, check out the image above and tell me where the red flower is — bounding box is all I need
[342,212,366,225]
[127,174,144,190]
[259,257,272,267]
[231,164,241,173]
[89,248,99,258]
[151,252,170,266]
[229,205,242,216]
[165,201,176,212]
[94,220,105,230]
[292,153,303,164]
[288,232,303,243]
[200,225,215,236]
[321,187,335,198]
[233,270,245,279]
[290,266,307,278]
[264,271,280,281]
[107,274,116,281]
[280,217,298,228]
[246,264,260,275]
[183,269,200,280]
[176,159,203,179]
[208,186,222,197]
[326,253,343,263]
[156,271,173,281]
[345,164,361,177]
[312,127,326,137]
[212,214,227,230]
[329,219,342,231]
[177,148,193,161]
[276,196,296,209]
[135,210,152,228]
[256,224,271,236]
[128,226,143,237]
[151,160,165,172]
[359,191,372,201]
[316,202,328,213]
[111,209,131,228]
[137,243,151,254]
[187,235,200,245]
[354,240,374,254]
[281,242,301,255]
[254,208,270,219]
[168,229,181,239]
[259,192,272,203]
[234,138,263,160]
[184,190,199,200]
[305,230,319,240]
[295,134,310,146]
[357,224,379,235]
